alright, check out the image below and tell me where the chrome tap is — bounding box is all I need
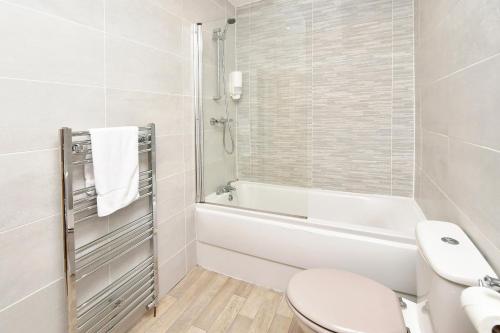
[479,275,500,292]
[216,180,237,195]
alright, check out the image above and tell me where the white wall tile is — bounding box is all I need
[106,0,182,54]
[157,172,185,223]
[416,0,500,273]
[0,79,104,154]
[0,150,60,231]
[0,279,67,333]
[0,0,220,325]
[106,36,182,94]
[156,135,185,179]
[106,89,184,136]
[157,211,186,265]
[185,205,196,243]
[0,2,105,86]
[183,0,226,23]
[186,240,197,272]
[4,0,105,29]
[0,215,64,309]
[151,0,183,17]
[158,249,186,298]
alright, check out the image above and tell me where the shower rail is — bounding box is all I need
[60,124,158,333]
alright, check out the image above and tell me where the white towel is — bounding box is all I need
[86,126,140,217]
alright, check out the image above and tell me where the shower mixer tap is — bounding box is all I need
[210,117,232,126]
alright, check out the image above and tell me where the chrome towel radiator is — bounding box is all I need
[60,124,158,333]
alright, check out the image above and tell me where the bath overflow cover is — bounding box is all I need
[441,236,459,245]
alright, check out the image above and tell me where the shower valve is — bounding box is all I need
[210,117,232,126]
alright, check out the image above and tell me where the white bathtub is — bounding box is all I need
[197,181,425,295]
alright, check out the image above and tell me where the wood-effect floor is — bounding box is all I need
[129,266,301,333]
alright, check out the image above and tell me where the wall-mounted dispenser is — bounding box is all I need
[229,71,242,101]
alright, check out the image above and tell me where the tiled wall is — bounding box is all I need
[415,0,500,273]
[0,0,231,331]
[236,0,415,196]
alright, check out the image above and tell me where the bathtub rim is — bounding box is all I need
[197,202,417,245]
[203,181,425,229]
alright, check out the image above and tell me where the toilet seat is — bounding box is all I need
[286,269,407,333]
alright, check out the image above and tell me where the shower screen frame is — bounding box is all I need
[193,23,205,203]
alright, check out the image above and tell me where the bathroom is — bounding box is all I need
[0,0,499,332]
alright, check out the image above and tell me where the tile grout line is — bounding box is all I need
[420,169,500,252]
[106,31,187,60]
[0,0,105,33]
[423,128,500,155]
[0,213,60,235]
[431,51,500,85]
[0,147,58,158]
[0,277,65,314]
[0,76,194,98]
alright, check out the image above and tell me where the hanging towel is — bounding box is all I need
[87,126,140,217]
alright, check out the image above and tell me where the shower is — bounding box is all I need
[211,18,236,155]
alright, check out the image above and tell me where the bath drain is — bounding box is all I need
[441,236,459,245]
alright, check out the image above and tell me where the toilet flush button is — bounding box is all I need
[441,236,460,245]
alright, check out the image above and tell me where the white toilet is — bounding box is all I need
[286,221,497,333]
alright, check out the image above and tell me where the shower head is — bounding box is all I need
[223,18,236,33]
[215,18,236,40]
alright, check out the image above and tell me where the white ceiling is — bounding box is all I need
[229,0,261,7]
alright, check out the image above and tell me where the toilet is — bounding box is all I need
[286,221,497,333]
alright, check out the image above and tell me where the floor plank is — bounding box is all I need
[129,295,177,333]
[227,314,253,333]
[238,286,269,319]
[166,274,228,332]
[150,270,216,332]
[276,295,293,319]
[131,267,297,333]
[268,315,293,333]
[234,280,253,298]
[207,295,246,333]
[247,290,281,333]
[169,266,205,298]
[194,278,242,330]
[187,326,206,333]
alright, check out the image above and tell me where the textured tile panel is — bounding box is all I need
[235,0,415,196]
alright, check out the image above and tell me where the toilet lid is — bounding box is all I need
[286,269,407,333]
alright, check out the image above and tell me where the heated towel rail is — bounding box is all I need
[60,124,158,333]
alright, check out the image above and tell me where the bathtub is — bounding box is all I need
[197,181,425,295]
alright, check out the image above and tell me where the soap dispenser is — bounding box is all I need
[229,71,242,101]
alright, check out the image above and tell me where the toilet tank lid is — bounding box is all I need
[416,221,497,286]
